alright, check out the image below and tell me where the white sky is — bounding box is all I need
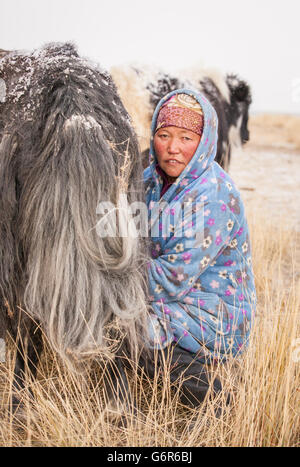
[1,0,300,114]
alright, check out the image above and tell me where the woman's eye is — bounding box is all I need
[183,137,192,141]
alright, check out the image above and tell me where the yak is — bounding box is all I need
[0,42,150,410]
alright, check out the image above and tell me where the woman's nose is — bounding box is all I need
[168,138,180,153]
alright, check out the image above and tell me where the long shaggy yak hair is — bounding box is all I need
[0,42,149,369]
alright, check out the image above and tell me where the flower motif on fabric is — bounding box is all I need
[199,255,211,270]
[210,316,220,327]
[229,273,237,285]
[201,227,213,250]
[182,252,192,264]
[193,280,203,291]
[168,254,177,263]
[228,285,236,295]
[219,270,227,279]
[225,285,236,296]
[155,241,161,251]
[222,245,232,256]
[227,194,240,215]
[189,169,198,180]
[227,219,234,231]
[224,259,235,267]
[244,235,251,254]
[174,310,183,319]
[202,235,213,250]
[216,178,224,192]
[151,241,162,258]
[215,229,222,245]
[168,266,189,286]
[192,202,204,214]
[182,190,198,207]
[183,296,194,305]
[174,243,184,253]
[175,187,183,197]
[230,238,238,249]
[235,268,250,286]
[242,241,248,253]
[188,276,195,286]
[178,178,188,187]
[185,229,195,239]
[154,284,163,294]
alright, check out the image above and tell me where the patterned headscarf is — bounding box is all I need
[155,93,204,136]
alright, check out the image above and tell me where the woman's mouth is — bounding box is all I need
[165,159,182,165]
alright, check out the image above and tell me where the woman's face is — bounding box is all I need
[154,126,201,178]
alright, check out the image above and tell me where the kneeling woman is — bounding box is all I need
[142,89,256,406]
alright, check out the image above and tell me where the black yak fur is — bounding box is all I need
[0,43,150,408]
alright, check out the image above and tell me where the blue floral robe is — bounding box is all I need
[144,89,256,362]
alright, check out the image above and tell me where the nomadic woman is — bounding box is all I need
[142,89,256,406]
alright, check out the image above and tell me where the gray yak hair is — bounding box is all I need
[0,43,150,368]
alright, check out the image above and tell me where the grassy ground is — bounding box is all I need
[0,209,299,447]
[249,114,300,150]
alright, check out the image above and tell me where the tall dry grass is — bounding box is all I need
[0,211,299,447]
[249,114,300,150]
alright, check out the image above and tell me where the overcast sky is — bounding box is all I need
[1,0,299,114]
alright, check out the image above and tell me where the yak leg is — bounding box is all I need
[103,353,132,410]
[102,337,138,416]
[11,316,43,412]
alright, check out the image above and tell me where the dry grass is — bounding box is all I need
[0,211,299,447]
[249,113,300,150]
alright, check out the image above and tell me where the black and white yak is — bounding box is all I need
[0,43,150,410]
[110,65,252,170]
